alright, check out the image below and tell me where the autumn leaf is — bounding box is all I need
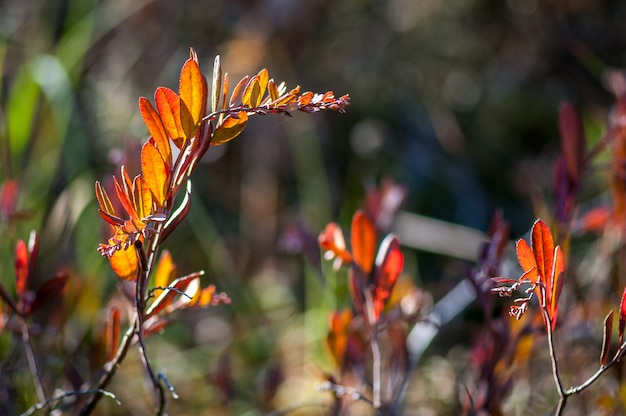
[139,97,172,167]
[371,235,404,321]
[211,111,248,145]
[155,87,187,149]
[141,141,169,207]
[179,56,207,128]
[108,244,139,281]
[351,211,376,275]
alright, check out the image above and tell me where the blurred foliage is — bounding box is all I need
[2,0,626,414]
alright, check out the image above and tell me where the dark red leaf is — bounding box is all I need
[619,286,626,345]
[28,273,68,315]
[559,102,586,184]
[371,235,404,321]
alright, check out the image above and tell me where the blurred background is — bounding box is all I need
[1,0,626,414]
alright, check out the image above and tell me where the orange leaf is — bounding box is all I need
[109,245,139,281]
[351,211,376,275]
[14,240,29,298]
[242,75,261,108]
[152,250,176,294]
[326,309,353,368]
[141,141,169,207]
[516,238,537,278]
[132,175,153,220]
[155,87,186,149]
[579,207,612,232]
[179,57,207,127]
[211,111,248,145]
[194,285,217,307]
[139,97,172,166]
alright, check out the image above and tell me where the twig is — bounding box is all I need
[77,312,137,415]
[543,308,566,415]
[20,318,47,405]
[370,332,382,409]
[20,389,120,416]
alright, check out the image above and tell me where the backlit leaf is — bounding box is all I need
[242,75,261,108]
[351,211,376,275]
[230,75,249,107]
[268,79,279,101]
[109,245,139,281]
[141,141,169,207]
[146,273,201,318]
[211,111,248,145]
[139,98,171,166]
[113,176,140,223]
[180,57,206,126]
[211,55,222,113]
[153,250,176,296]
[132,175,153,220]
[155,87,186,148]
[549,246,565,329]
[95,182,116,217]
[531,219,555,288]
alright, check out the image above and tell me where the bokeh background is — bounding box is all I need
[2,0,626,414]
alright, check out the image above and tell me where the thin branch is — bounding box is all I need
[20,389,120,416]
[20,318,47,405]
[77,313,138,415]
[543,308,566,415]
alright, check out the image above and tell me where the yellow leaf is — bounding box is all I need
[153,250,176,295]
[211,111,248,145]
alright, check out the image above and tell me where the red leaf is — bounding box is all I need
[371,235,404,321]
[106,307,121,361]
[531,219,555,290]
[351,211,376,275]
[0,179,19,220]
[14,240,29,298]
[579,207,612,232]
[619,286,626,345]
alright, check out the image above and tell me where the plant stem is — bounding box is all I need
[543,308,566,415]
[78,313,138,415]
[20,319,47,405]
[370,327,382,409]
